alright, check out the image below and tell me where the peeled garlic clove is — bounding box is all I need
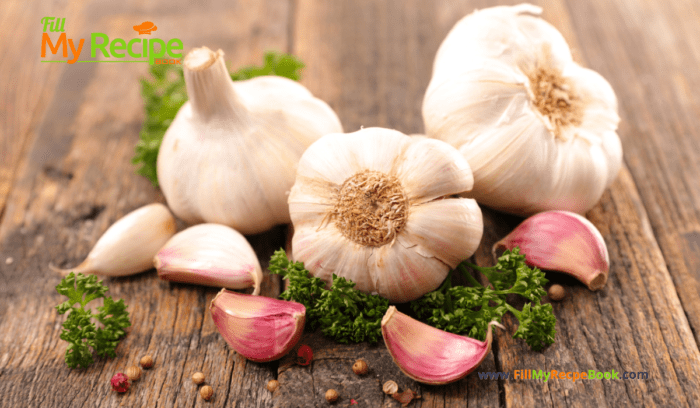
[381,306,500,385]
[154,223,263,295]
[51,203,176,277]
[493,210,609,291]
[210,289,305,362]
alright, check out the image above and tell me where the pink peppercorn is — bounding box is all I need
[111,372,130,393]
[296,345,313,366]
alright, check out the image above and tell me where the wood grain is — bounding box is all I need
[1,0,700,407]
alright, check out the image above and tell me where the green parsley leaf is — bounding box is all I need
[55,272,131,368]
[410,248,556,351]
[269,249,388,343]
[133,52,305,186]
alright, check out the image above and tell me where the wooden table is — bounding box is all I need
[2,0,700,406]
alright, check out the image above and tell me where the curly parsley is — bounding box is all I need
[133,51,305,186]
[410,248,556,351]
[55,272,131,369]
[269,249,389,344]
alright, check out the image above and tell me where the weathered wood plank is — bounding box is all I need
[0,0,93,220]
[563,0,700,347]
[0,0,292,407]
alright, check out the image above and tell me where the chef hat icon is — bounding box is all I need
[134,21,158,35]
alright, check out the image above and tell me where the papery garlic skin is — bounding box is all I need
[381,306,499,385]
[288,128,483,303]
[158,47,343,235]
[210,289,305,362]
[52,203,176,276]
[154,223,263,295]
[423,4,622,216]
[494,210,609,290]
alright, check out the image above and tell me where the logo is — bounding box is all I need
[41,17,182,65]
[133,21,157,35]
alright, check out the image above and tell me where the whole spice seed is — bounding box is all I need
[392,389,421,407]
[383,380,398,395]
[352,360,368,376]
[325,389,339,403]
[200,385,214,401]
[266,380,279,392]
[296,344,313,366]
[140,355,154,369]
[111,373,130,393]
[548,284,567,301]
[126,366,142,381]
[192,372,205,385]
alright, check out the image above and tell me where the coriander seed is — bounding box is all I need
[352,359,368,376]
[548,284,566,302]
[383,380,398,395]
[140,355,154,369]
[200,385,214,401]
[325,389,339,403]
[192,372,205,385]
[126,366,142,381]
[266,379,279,392]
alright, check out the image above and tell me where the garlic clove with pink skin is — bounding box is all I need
[210,290,305,362]
[493,210,610,290]
[154,223,263,295]
[381,306,502,385]
[51,203,176,277]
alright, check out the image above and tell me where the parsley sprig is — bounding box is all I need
[410,248,556,351]
[133,52,305,186]
[269,249,389,344]
[55,272,131,369]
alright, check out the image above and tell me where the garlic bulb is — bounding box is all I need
[423,4,622,216]
[158,47,343,235]
[51,203,176,276]
[288,128,483,303]
[154,223,263,294]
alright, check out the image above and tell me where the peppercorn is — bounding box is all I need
[111,372,130,393]
[325,389,339,403]
[266,379,279,392]
[126,366,142,381]
[192,372,205,385]
[548,284,566,302]
[200,385,214,401]
[352,359,368,376]
[382,380,398,395]
[140,355,154,369]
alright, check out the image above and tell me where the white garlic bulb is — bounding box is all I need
[423,4,622,216]
[288,128,483,303]
[154,223,263,294]
[158,47,343,235]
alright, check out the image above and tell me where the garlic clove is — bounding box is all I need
[381,306,501,385]
[51,203,176,277]
[493,210,610,290]
[396,137,474,205]
[154,224,263,295]
[210,289,305,362]
[397,198,483,268]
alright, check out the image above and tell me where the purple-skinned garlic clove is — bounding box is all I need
[210,290,305,362]
[154,224,263,295]
[381,306,501,385]
[493,210,610,291]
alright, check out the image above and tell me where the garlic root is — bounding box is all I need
[493,210,609,290]
[51,203,176,277]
